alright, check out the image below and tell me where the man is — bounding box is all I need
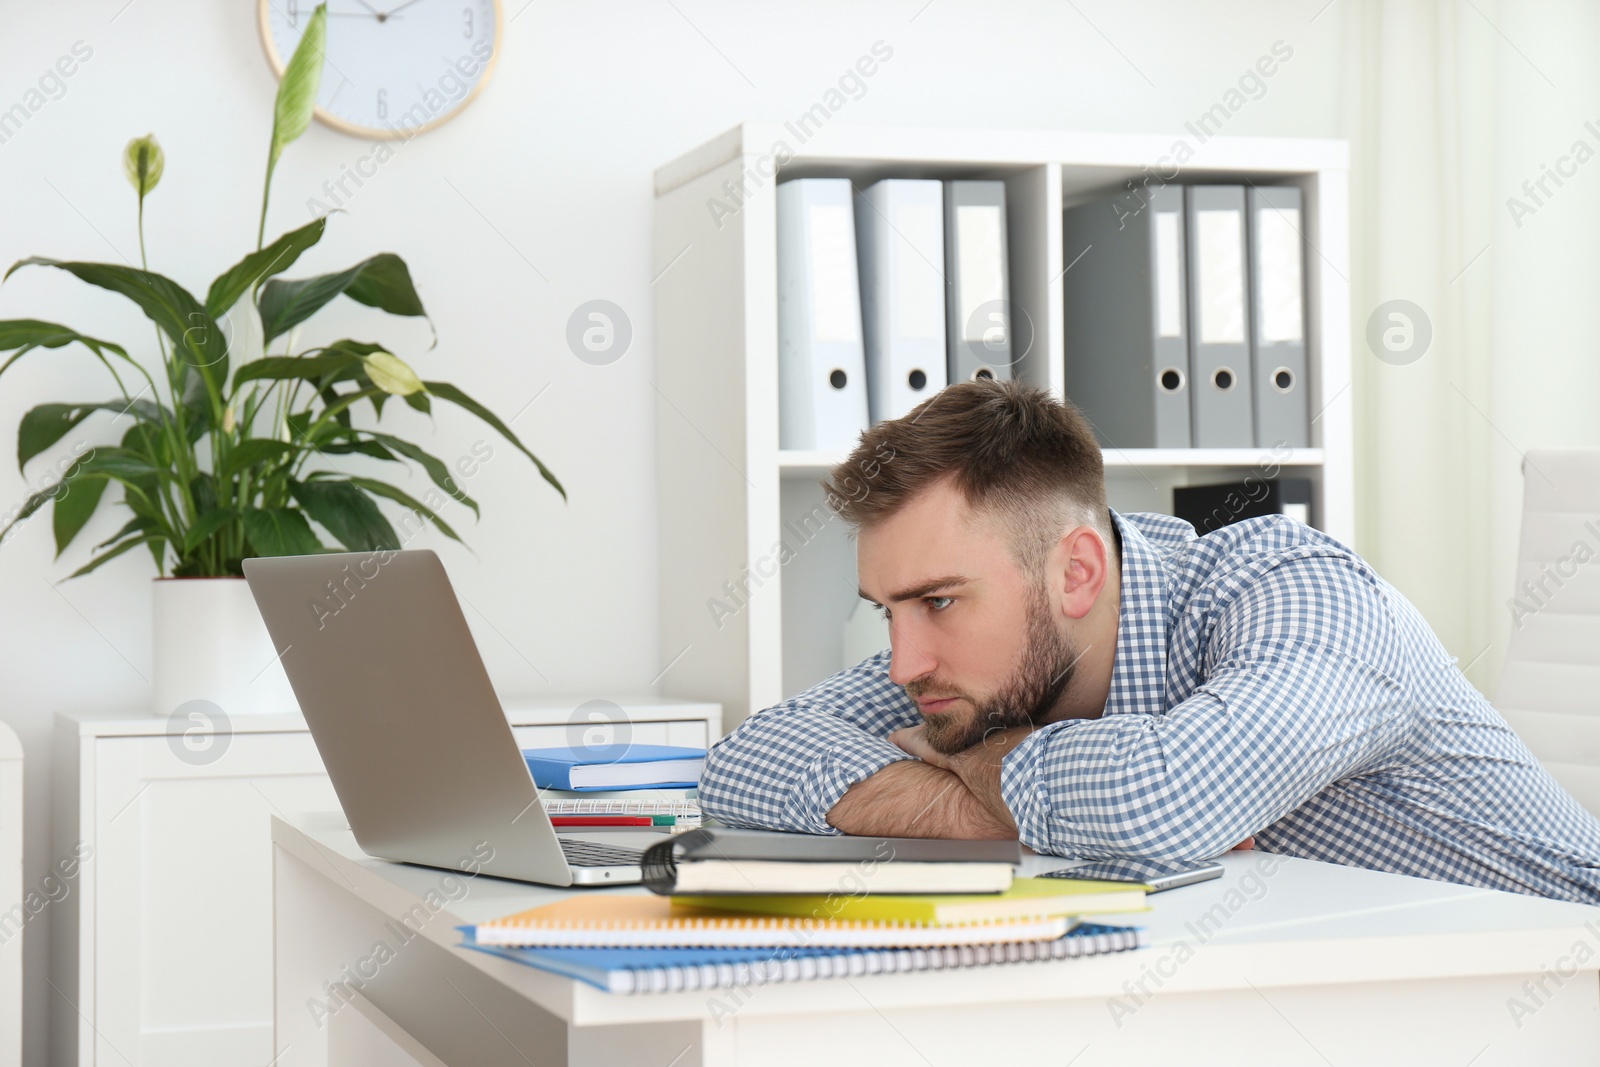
[698,380,1600,904]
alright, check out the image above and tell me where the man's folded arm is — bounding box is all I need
[1000,553,1416,862]
[698,651,926,834]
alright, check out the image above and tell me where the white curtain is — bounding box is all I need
[1342,0,1600,695]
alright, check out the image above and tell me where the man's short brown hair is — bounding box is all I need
[823,379,1111,574]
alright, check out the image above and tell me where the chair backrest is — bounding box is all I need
[1497,449,1600,817]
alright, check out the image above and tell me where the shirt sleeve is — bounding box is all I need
[999,551,1417,862]
[698,650,923,834]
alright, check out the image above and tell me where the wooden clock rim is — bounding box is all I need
[256,0,503,141]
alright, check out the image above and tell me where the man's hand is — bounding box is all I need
[826,760,1016,839]
[888,724,947,766]
[890,723,1034,835]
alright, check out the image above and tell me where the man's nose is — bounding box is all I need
[887,623,936,687]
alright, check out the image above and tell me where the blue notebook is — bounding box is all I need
[522,744,705,792]
[458,923,1144,994]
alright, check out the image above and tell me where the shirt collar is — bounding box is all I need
[1103,509,1172,717]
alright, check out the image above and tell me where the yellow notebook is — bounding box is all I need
[672,876,1147,925]
[468,894,1078,948]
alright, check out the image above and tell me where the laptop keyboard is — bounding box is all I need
[560,839,645,867]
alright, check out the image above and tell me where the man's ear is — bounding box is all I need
[1052,525,1111,621]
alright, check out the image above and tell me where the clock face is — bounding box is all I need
[259,0,500,138]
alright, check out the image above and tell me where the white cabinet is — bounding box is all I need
[51,698,720,1066]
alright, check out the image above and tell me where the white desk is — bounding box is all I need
[273,812,1600,1067]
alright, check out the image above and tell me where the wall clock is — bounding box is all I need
[258,0,502,139]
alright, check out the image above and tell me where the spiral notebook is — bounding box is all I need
[464,894,1076,948]
[458,922,1144,994]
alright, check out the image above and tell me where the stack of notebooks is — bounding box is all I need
[522,744,707,830]
[459,829,1147,994]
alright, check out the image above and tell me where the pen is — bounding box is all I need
[549,816,676,827]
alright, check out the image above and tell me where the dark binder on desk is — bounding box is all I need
[1185,185,1255,448]
[944,180,1012,383]
[1247,185,1311,449]
[1061,184,1192,448]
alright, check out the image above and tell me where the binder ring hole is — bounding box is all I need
[973,367,994,381]
[829,369,848,389]
[1273,368,1294,393]
[908,369,928,390]
[1213,367,1236,391]
[1159,368,1185,392]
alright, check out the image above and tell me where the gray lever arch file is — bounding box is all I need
[856,178,948,424]
[776,179,871,451]
[1185,185,1255,448]
[944,180,1012,384]
[1061,183,1192,449]
[1246,185,1310,449]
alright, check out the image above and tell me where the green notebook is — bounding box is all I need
[673,876,1146,925]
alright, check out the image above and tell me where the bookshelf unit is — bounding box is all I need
[654,123,1352,733]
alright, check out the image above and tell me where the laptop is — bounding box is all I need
[242,549,648,886]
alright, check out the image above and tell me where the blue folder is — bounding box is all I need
[521,744,705,792]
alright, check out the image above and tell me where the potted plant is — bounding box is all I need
[0,4,562,716]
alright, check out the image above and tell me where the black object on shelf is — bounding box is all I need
[1173,477,1313,536]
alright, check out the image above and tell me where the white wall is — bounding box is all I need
[0,2,1345,1062]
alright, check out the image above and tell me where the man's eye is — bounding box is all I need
[873,604,890,620]
[926,596,953,612]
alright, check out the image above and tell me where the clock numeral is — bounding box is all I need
[377,87,388,119]
[287,0,298,26]
[463,7,473,36]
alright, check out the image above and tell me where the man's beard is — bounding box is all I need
[908,587,1081,755]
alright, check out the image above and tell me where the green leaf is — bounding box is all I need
[241,506,323,557]
[95,515,149,551]
[231,351,361,389]
[122,134,164,199]
[17,399,166,472]
[218,438,298,480]
[320,436,399,463]
[285,409,314,441]
[189,472,219,515]
[2,260,228,401]
[258,254,430,344]
[51,473,109,558]
[0,483,59,543]
[365,432,479,518]
[403,390,431,414]
[0,319,131,380]
[344,255,428,319]
[65,533,160,580]
[205,217,327,318]
[78,446,173,483]
[423,381,565,501]
[269,4,327,171]
[289,478,399,551]
[181,508,237,554]
[343,476,463,544]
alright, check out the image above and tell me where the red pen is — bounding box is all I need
[549,816,654,827]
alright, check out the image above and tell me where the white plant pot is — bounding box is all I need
[150,577,298,718]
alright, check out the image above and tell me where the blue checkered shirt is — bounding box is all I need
[699,510,1600,904]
